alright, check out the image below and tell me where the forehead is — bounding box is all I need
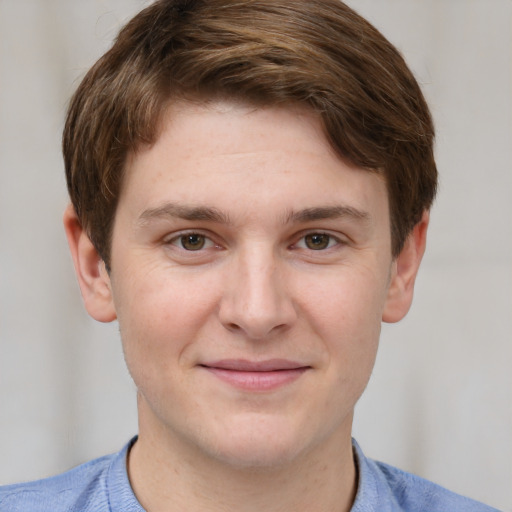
[133,100,334,168]
[120,100,389,226]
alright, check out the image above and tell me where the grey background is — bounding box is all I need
[0,1,510,510]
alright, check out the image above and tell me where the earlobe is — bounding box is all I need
[382,211,429,323]
[63,204,117,323]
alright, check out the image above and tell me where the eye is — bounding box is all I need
[296,233,339,251]
[169,233,215,251]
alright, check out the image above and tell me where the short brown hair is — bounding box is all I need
[63,0,437,266]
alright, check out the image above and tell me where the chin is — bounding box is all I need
[211,440,302,470]
[203,414,317,469]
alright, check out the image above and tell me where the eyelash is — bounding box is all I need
[164,230,343,253]
[165,231,217,251]
[293,232,342,251]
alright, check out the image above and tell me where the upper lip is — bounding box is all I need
[200,359,310,372]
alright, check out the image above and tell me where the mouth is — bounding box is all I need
[199,359,310,392]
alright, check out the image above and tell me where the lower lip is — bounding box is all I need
[203,367,308,391]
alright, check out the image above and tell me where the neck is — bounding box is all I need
[128,410,357,512]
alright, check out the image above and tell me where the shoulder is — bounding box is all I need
[371,459,500,512]
[0,451,118,512]
[352,440,501,512]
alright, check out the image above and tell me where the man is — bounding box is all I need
[0,1,499,511]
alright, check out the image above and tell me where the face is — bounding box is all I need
[71,101,421,469]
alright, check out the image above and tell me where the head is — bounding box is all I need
[62,0,437,475]
[63,0,437,269]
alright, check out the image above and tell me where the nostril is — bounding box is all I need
[226,322,241,332]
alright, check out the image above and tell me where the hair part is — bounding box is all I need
[63,0,437,267]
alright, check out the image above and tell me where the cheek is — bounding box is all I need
[113,270,220,378]
[299,266,386,387]
[302,265,387,340]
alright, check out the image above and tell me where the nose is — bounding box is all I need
[218,245,297,340]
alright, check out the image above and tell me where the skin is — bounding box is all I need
[64,101,428,512]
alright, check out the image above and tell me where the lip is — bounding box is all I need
[200,359,310,391]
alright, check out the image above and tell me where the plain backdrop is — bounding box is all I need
[0,1,510,510]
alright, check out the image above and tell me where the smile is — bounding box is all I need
[200,359,310,392]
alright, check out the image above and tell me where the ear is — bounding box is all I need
[63,204,117,323]
[382,211,429,323]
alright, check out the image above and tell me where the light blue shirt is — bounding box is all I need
[0,438,500,511]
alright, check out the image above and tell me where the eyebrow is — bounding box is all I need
[138,203,231,225]
[138,202,370,226]
[285,205,371,224]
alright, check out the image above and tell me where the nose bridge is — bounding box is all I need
[219,241,295,339]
